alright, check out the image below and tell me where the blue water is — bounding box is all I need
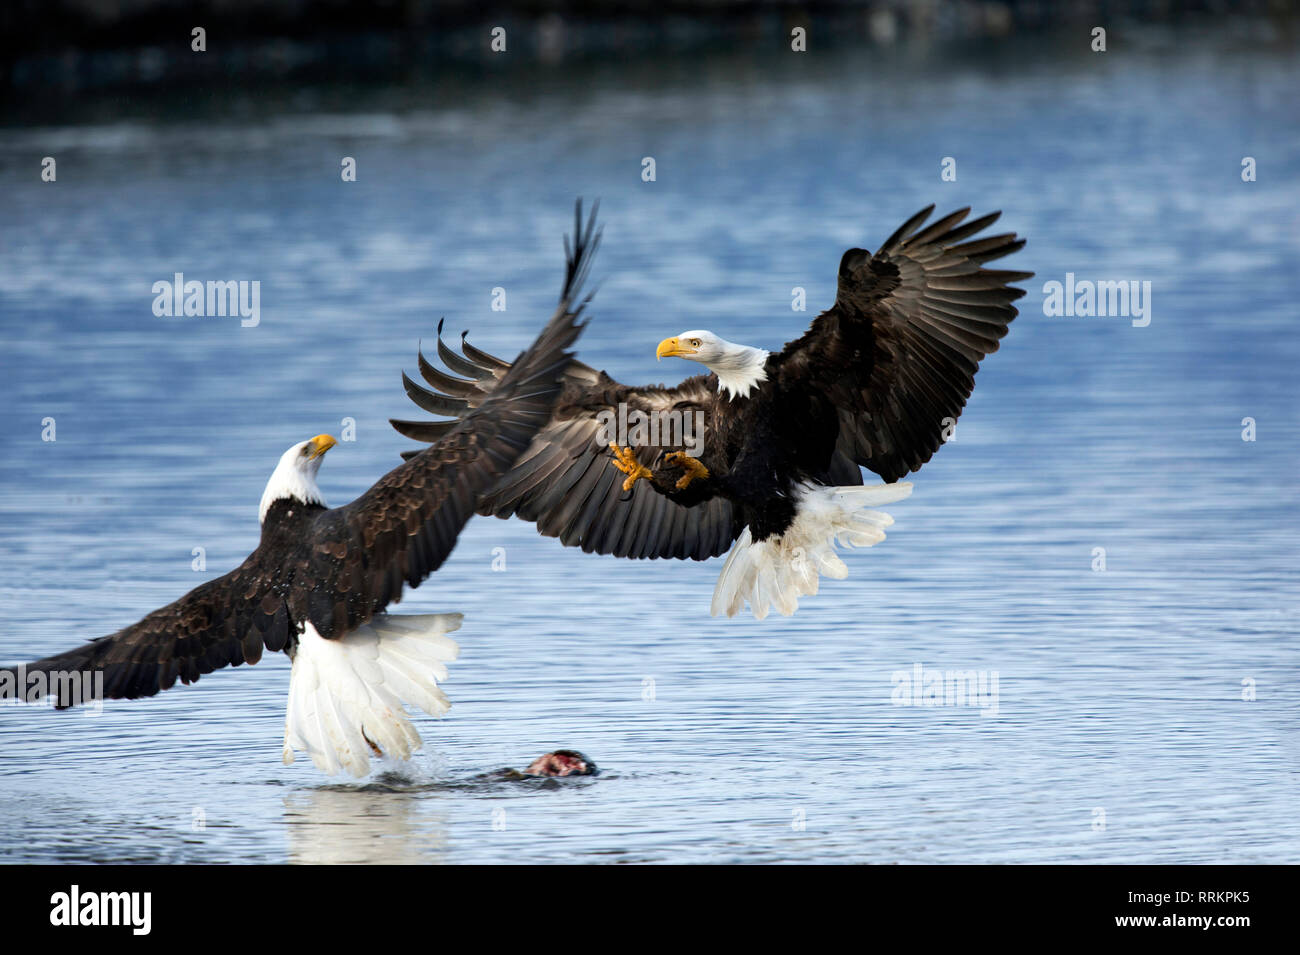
[1,30,1297,863]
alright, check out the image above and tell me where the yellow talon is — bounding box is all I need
[609,443,652,492]
[664,451,710,490]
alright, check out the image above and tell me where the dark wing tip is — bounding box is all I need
[880,204,936,252]
[561,198,603,309]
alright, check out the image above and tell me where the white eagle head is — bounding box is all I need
[656,329,770,400]
[259,434,336,523]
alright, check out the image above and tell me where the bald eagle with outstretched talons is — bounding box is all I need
[393,204,1031,619]
[0,215,596,776]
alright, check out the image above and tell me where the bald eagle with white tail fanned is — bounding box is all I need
[0,214,596,776]
[394,204,1031,619]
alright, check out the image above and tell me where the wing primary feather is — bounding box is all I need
[418,347,481,396]
[390,418,457,443]
[460,333,512,372]
[880,204,935,251]
[437,326,494,380]
[402,372,469,416]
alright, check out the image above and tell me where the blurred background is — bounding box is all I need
[0,2,1297,863]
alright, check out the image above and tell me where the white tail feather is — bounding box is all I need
[711,482,913,619]
[282,613,462,777]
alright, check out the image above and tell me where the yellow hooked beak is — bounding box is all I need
[656,337,696,361]
[308,434,337,459]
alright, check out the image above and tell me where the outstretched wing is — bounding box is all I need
[295,216,595,638]
[776,205,1032,482]
[390,205,741,560]
[1,559,292,707]
[2,209,592,703]
[395,325,743,560]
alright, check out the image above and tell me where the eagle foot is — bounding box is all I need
[609,443,652,492]
[664,451,710,490]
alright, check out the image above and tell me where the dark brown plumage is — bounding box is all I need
[2,211,597,708]
[393,205,1030,562]
[789,204,1030,482]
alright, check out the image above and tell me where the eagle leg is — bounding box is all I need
[664,451,710,490]
[609,443,653,492]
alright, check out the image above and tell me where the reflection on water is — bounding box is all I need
[0,31,1298,863]
[285,787,448,865]
[284,766,605,863]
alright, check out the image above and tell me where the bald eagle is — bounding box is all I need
[394,205,1031,619]
[0,215,597,776]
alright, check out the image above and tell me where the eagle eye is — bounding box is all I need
[690,338,701,347]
